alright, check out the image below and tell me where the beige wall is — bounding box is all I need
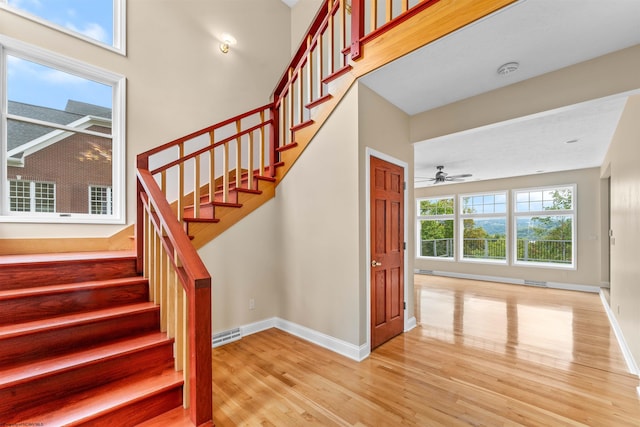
[0,0,291,239]
[277,85,361,344]
[290,0,323,55]
[198,199,282,334]
[415,168,602,286]
[601,94,640,366]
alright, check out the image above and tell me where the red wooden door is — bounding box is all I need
[370,156,404,349]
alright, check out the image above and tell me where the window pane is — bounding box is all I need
[9,180,30,212]
[6,0,114,46]
[6,55,114,218]
[8,56,112,113]
[419,198,453,216]
[516,187,573,212]
[462,218,506,261]
[516,216,573,264]
[420,219,454,258]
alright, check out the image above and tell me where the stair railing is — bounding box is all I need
[135,1,451,425]
[136,104,274,425]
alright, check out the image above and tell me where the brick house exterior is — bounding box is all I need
[7,100,112,215]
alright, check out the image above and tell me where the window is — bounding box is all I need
[1,37,125,223]
[514,186,575,267]
[0,0,126,54]
[9,180,55,212]
[417,197,454,259]
[460,192,507,262]
[90,186,113,215]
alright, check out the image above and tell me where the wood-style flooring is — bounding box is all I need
[144,275,640,426]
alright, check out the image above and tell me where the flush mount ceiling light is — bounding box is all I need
[219,33,236,54]
[497,61,519,76]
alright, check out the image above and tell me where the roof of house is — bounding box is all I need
[8,100,112,154]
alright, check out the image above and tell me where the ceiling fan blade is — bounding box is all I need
[446,173,473,179]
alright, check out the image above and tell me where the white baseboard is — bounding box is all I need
[599,290,640,377]
[405,316,417,332]
[226,316,418,363]
[415,269,601,293]
[274,318,368,362]
[234,317,367,362]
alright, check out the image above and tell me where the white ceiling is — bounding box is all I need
[359,0,640,187]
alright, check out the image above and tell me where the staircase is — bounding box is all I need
[0,251,184,426]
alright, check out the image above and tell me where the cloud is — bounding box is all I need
[7,0,43,10]
[8,56,86,86]
[66,22,108,43]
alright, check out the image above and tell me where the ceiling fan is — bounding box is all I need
[416,166,472,184]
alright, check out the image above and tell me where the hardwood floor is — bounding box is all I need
[146,275,640,426]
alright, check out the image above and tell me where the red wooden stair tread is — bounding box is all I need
[0,331,172,387]
[0,302,158,339]
[18,368,183,426]
[0,277,147,300]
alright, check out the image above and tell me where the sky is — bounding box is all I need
[6,0,114,111]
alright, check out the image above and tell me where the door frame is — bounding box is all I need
[365,148,410,357]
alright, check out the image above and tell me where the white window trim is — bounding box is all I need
[0,0,127,56]
[512,184,577,270]
[0,35,126,224]
[417,196,455,260]
[459,191,508,265]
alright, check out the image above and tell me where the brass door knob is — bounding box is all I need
[371,260,382,267]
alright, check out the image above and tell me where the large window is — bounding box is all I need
[513,186,575,267]
[460,192,507,262]
[0,0,125,54]
[1,37,125,223]
[418,197,454,259]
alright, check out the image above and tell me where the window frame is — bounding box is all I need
[0,0,126,55]
[512,184,576,269]
[459,191,508,264]
[0,35,126,224]
[416,196,455,260]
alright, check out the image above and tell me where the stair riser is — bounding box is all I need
[71,387,184,427]
[0,282,149,325]
[0,309,160,368]
[0,342,174,417]
[0,258,138,290]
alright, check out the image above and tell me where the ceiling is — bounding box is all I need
[359,0,640,187]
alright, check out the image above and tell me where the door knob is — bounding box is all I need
[371,260,382,267]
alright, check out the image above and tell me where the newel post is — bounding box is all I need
[190,278,213,426]
[350,0,364,59]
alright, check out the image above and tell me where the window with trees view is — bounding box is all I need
[418,197,454,258]
[514,186,575,267]
[460,192,507,262]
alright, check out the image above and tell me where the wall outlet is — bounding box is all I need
[249,298,255,310]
